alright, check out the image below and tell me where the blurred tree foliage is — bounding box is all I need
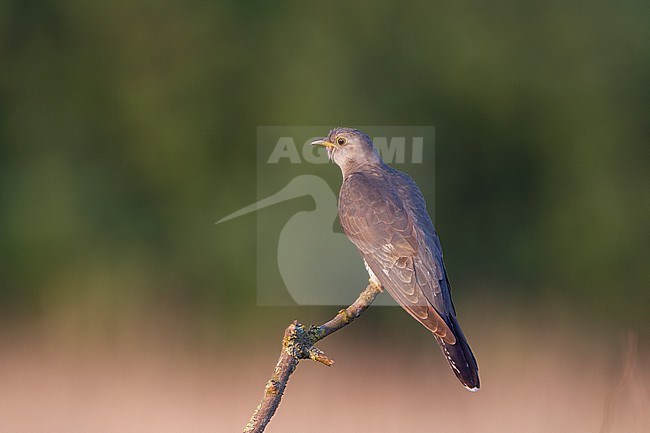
[0,0,648,330]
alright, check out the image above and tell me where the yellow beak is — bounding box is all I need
[310,139,337,148]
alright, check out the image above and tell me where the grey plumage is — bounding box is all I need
[311,127,480,391]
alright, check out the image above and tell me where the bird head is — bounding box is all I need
[311,127,382,176]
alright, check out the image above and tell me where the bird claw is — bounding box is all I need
[368,279,384,292]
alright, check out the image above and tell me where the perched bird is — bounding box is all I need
[311,127,480,391]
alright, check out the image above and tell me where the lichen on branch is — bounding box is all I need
[243,283,383,433]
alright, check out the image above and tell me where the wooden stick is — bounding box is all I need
[243,283,383,433]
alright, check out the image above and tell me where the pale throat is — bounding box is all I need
[338,153,383,178]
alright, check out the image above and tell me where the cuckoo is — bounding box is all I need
[311,127,480,391]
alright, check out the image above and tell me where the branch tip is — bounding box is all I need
[308,346,334,366]
[243,283,383,433]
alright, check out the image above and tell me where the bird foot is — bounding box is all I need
[369,279,384,292]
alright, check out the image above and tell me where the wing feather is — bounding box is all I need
[339,170,455,343]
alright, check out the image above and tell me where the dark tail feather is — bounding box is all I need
[436,318,480,391]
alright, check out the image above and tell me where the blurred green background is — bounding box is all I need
[0,1,649,431]
[1,0,647,329]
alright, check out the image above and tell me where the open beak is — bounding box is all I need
[310,138,337,148]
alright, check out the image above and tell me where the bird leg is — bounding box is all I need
[364,259,383,291]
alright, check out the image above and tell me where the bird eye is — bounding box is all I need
[337,137,347,146]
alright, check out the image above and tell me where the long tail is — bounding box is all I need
[435,318,480,391]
